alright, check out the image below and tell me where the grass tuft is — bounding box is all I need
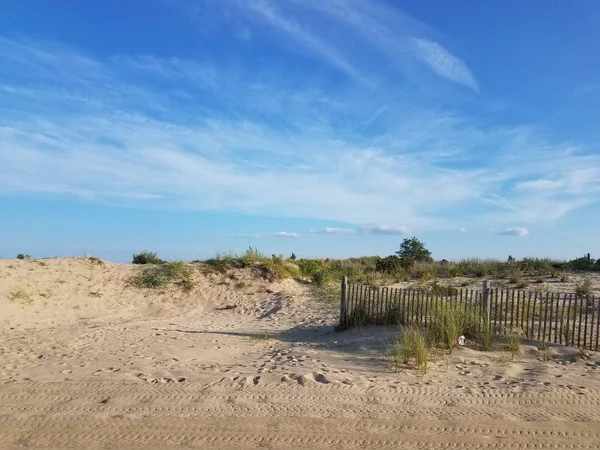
[8,287,33,305]
[539,341,551,362]
[392,328,429,374]
[506,328,522,359]
[480,318,494,351]
[427,303,469,353]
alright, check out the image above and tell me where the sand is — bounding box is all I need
[1,258,600,449]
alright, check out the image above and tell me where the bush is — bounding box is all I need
[16,253,31,260]
[575,278,593,299]
[298,258,330,286]
[568,256,599,271]
[375,255,403,273]
[132,250,165,265]
[507,268,523,285]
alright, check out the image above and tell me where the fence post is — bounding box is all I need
[482,280,490,326]
[340,276,348,328]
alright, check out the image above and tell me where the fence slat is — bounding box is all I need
[520,290,526,332]
[385,287,390,323]
[591,296,597,351]
[377,287,382,324]
[594,298,600,351]
[400,288,407,325]
[411,289,417,325]
[583,295,590,349]
[543,292,554,342]
[498,289,505,333]
[525,291,533,338]
[510,289,516,331]
[534,292,541,341]
[364,286,370,324]
[515,290,521,332]
[554,292,560,344]
[569,293,575,346]
[577,295,584,348]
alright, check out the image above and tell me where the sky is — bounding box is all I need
[1,0,599,263]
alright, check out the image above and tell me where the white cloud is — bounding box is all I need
[323,227,356,234]
[409,38,479,92]
[359,224,411,235]
[498,227,530,237]
[513,179,564,192]
[460,228,467,233]
[270,231,300,238]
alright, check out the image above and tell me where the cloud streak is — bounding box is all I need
[409,38,479,92]
[497,227,530,237]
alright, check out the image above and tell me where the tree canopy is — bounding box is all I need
[396,237,432,263]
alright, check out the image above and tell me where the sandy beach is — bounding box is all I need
[1,258,599,449]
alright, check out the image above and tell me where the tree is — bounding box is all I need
[395,237,432,264]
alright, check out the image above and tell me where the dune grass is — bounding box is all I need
[130,261,195,292]
[392,328,429,374]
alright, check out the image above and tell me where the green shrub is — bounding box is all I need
[132,250,165,265]
[568,256,599,271]
[298,258,330,285]
[375,255,403,273]
[16,253,31,260]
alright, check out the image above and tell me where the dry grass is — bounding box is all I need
[506,328,522,359]
[8,287,33,305]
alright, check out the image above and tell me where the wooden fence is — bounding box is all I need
[339,276,600,351]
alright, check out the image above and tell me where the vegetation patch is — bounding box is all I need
[132,250,165,265]
[130,261,195,292]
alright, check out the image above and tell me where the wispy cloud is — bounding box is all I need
[359,224,411,235]
[322,227,356,235]
[270,231,300,238]
[409,38,479,92]
[497,227,530,237]
[236,0,365,81]
[1,33,598,235]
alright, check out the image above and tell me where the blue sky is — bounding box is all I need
[1,0,599,262]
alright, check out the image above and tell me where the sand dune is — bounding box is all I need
[1,258,599,449]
